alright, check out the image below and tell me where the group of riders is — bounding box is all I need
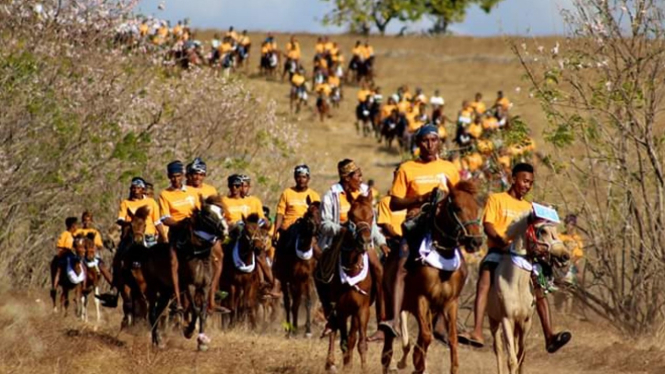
[52,121,584,356]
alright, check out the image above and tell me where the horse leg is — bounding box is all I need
[283,282,292,336]
[344,313,358,368]
[198,287,211,352]
[501,317,519,374]
[326,329,338,373]
[291,284,301,336]
[491,318,507,374]
[304,281,313,338]
[358,304,370,371]
[94,286,101,324]
[516,318,530,374]
[81,292,88,322]
[398,311,411,370]
[184,284,198,340]
[412,297,432,374]
[61,289,68,317]
[446,298,460,374]
[381,325,395,374]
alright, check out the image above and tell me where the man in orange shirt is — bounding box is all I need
[186,158,218,199]
[459,163,571,354]
[379,124,460,337]
[160,161,208,311]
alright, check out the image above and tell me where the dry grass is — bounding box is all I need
[1,290,663,374]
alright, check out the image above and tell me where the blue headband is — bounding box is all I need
[167,160,184,175]
[416,124,439,140]
[130,177,146,188]
[294,164,310,176]
[187,157,207,174]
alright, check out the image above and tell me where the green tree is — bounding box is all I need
[321,0,503,35]
[423,0,504,34]
[321,0,422,35]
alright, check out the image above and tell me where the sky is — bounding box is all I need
[136,0,574,37]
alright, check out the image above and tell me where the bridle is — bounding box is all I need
[525,221,564,265]
[344,219,373,252]
[431,193,482,250]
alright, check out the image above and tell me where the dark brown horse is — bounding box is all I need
[140,201,227,350]
[50,238,86,317]
[274,198,321,337]
[381,181,483,374]
[220,213,267,329]
[81,237,102,323]
[317,192,375,372]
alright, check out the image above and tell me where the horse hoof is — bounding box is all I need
[198,344,209,352]
[397,362,407,370]
[305,332,313,339]
[326,365,338,374]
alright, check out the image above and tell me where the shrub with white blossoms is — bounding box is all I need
[0,0,300,288]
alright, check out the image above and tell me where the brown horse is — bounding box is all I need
[316,94,331,123]
[274,198,321,337]
[381,181,483,374]
[220,213,267,329]
[140,201,227,350]
[317,192,375,372]
[50,239,86,317]
[81,238,102,324]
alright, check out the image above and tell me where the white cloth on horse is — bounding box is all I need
[510,253,533,272]
[66,261,86,285]
[338,252,369,287]
[417,233,462,271]
[232,240,256,273]
[430,96,445,106]
[295,235,314,260]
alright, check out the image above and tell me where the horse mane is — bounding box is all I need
[134,205,151,220]
[205,194,223,207]
[505,211,532,251]
[245,213,261,224]
[454,180,477,196]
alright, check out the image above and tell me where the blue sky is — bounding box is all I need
[136,0,573,36]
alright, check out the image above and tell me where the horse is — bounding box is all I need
[317,94,331,123]
[50,248,86,317]
[80,246,102,324]
[235,44,250,70]
[220,213,267,329]
[290,84,308,114]
[260,50,279,79]
[141,201,227,350]
[381,181,483,374]
[487,213,570,374]
[316,192,375,372]
[283,57,298,81]
[274,198,321,338]
[356,59,374,86]
[356,99,373,137]
[331,86,342,109]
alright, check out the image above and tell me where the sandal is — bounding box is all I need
[457,332,485,348]
[546,331,571,353]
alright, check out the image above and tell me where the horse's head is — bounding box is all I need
[345,190,374,252]
[190,195,228,248]
[126,205,151,245]
[432,180,483,253]
[241,213,268,255]
[304,195,322,237]
[525,219,570,268]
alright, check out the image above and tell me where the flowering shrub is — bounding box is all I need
[0,0,299,288]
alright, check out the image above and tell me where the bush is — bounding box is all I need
[0,1,299,288]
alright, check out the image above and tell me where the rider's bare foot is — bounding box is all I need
[367,329,385,342]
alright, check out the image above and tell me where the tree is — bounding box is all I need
[514,0,665,334]
[423,0,504,34]
[321,0,422,35]
[321,0,503,35]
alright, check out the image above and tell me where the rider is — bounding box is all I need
[117,177,164,248]
[470,92,486,116]
[559,214,585,287]
[186,158,218,199]
[273,165,321,244]
[458,163,571,353]
[378,124,461,338]
[282,35,301,81]
[160,161,202,311]
[363,40,374,67]
[318,159,389,339]
[290,66,308,103]
[51,216,79,296]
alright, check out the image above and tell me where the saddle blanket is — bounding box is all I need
[232,240,256,273]
[417,233,462,272]
[66,262,86,285]
[295,235,313,261]
[483,251,533,272]
[339,252,369,287]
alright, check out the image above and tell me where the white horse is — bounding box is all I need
[487,212,570,374]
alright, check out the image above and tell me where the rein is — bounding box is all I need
[430,193,482,250]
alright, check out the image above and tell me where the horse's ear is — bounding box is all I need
[199,193,206,209]
[306,194,312,207]
[127,208,134,220]
[446,179,455,195]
